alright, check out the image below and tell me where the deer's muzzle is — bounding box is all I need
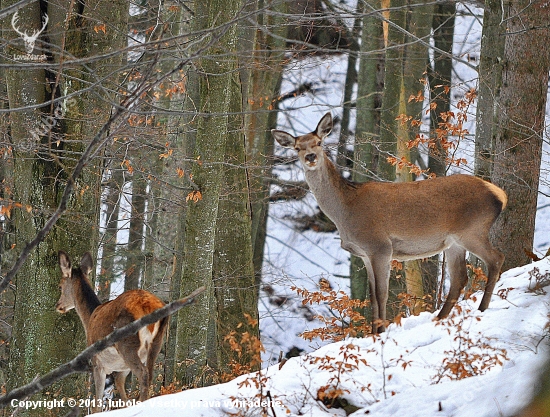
[305,153,317,164]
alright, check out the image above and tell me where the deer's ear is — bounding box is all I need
[272,130,296,149]
[58,251,72,277]
[316,113,333,139]
[80,252,94,276]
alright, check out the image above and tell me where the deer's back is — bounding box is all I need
[86,289,165,345]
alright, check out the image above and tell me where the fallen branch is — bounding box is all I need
[0,286,206,408]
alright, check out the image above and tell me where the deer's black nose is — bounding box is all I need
[305,153,317,163]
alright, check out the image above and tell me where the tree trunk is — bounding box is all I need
[245,0,288,285]
[174,0,244,386]
[397,0,433,315]
[428,2,456,177]
[5,0,128,407]
[378,0,407,319]
[124,177,147,291]
[98,168,123,301]
[424,2,456,307]
[164,67,200,387]
[337,10,361,170]
[351,0,385,319]
[213,76,259,375]
[490,0,550,270]
[474,0,505,180]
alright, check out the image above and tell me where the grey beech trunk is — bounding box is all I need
[490,0,550,270]
[351,0,385,318]
[174,0,244,386]
[245,0,288,284]
[5,0,128,408]
[474,0,505,181]
[213,77,258,374]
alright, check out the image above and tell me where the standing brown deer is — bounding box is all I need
[56,251,168,412]
[272,112,507,333]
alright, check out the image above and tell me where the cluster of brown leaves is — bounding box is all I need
[390,87,478,176]
[310,343,371,408]
[293,280,370,341]
[221,313,264,383]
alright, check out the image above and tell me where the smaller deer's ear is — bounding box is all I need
[80,252,94,276]
[272,129,296,149]
[316,113,333,139]
[58,251,72,277]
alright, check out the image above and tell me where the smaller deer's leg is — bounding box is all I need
[478,251,504,311]
[438,246,468,319]
[92,362,107,413]
[113,371,130,402]
[146,318,168,389]
[117,339,150,402]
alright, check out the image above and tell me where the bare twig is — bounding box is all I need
[0,286,206,408]
[0,0,37,20]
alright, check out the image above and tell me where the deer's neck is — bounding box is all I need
[74,276,102,329]
[304,153,353,225]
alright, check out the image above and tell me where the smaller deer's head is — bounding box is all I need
[272,112,333,171]
[11,11,49,55]
[56,251,93,314]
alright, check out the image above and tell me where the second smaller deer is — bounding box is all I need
[56,251,168,413]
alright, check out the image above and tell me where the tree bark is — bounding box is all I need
[397,0,433,314]
[174,0,245,386]
[350,0,385,318]
[245,0,288,284]
[5,0,128,407]
[213,76,259,374]
[474,0,505,180]
[428,2,455,177]
[490,0,550,270]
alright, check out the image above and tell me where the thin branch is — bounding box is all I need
[0,0,37,20]
[0,286,206,407]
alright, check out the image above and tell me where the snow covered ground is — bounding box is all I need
[96,258,550,416]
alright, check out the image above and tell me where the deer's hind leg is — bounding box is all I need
[438,245,468,319]
[91,359,107,413]
[113,370,130,402]
[146,317,168,389]
[461,235,505,312]
[116,336,150,402]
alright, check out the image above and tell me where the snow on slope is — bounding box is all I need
[96,258,550,417]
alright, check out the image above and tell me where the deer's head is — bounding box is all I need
[272,112,333,171]
[56,251,93,314]
[11,11,48,54]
